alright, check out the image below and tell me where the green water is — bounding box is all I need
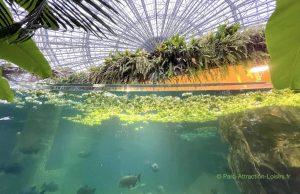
[0,92,240,194]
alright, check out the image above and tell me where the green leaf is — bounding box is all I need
[266,0,300,89]
[0,38,51,78]
[14,0,59,30]
[0,0,13,26]
[0,76,14,102]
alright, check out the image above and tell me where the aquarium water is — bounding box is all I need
[0,91,240,194]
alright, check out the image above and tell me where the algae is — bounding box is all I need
[11,89,300,126]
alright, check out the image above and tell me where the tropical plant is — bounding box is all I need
[266,0,300,90]
[200,24,248,69]
[88,49,154,84]
[1,0,117,42]
[49,71,89,84]
[153,34,199,81]
[0,0,118,101]
[51,24,269,85]
[243,27,269,63]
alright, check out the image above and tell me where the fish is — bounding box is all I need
[210,188,219,194]
[77,151,91,158]
[19,146,40,155]
[156,185,165,193]
[119,174,141,189]
[151,163,159,172]
[1,163,23,175]
[103,92,117,97]
[76,185,96,194]
[19,186,45,194]
[41,181,58,192]
[0,116,12,121]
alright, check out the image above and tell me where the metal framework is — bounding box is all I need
[14,0,277,72]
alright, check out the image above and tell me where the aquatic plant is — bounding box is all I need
[13,89,300,126]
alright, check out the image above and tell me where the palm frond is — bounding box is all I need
[1,0,119,42]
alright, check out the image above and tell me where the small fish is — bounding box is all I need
[210,188,219,194]
[77,185,96,194]
[41,181,58,192]
[1,163,23,175]
[20,146,40,155]
[77,151,91,158]
[103,92,117,97]
[119,174,141,189]
[19,186,45,194]
[151,163,159,172]
[0,116,12,121]
[156,185,165,194]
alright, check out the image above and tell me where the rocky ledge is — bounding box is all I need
[219,106,300,194]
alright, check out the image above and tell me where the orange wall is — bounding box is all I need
[161,64,271,84]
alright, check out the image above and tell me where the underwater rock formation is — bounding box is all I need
[219,106,300,194]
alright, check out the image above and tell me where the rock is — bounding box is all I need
[219,106,300,194]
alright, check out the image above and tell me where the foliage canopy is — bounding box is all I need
[53,24,268,84]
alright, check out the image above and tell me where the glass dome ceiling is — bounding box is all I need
[5,0,276,72]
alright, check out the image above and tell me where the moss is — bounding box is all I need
[13,89,300,126]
